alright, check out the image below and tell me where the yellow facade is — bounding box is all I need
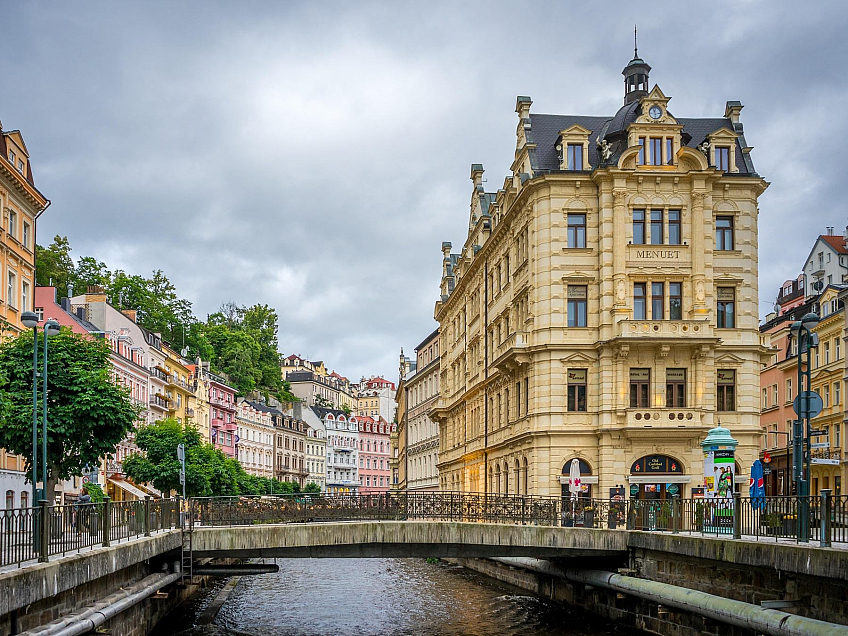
[0,124,49,497]
[809,288,844,494]
[432,57,770,498]
[162,343,196,426]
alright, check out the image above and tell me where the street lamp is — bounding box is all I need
[41,319,60,502]
[20,311,39,511]
[790,313,820,542]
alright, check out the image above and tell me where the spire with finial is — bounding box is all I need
[622,28,651,105]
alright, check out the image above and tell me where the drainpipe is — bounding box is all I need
[490,558,848,636]
[19,571,181,636]
[483,261,489,495]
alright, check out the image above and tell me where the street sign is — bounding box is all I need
[177,443,185,462]
[793,391,823,420]
[763,467,772,475]
[811,458,840,465]
[810,429,827,436]
[811,442,830,449]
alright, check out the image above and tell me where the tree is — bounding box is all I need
[35,235,75,298]
[303,482,321,494]
[0,329,140,496]
[74,256,112,293]
[124,419,212,496]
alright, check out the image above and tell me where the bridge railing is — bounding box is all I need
[0,497,181,568]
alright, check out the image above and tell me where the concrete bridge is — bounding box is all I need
[3,493,848,635]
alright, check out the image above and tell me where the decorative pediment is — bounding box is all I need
[634,85,678,125]
[560,351,596,364]
[714,352,746,365]
[557,125,592,170]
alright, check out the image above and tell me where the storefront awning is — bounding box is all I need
[107,478,148,500]
[627,475,691,484]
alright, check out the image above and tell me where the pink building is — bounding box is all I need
[357,415,391,493]
[204,370,238,458]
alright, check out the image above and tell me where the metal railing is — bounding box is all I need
[189,491,848,546]
[4,491,845,569]
[0,496,180,568]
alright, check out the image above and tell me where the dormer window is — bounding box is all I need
[566,144,583,170]
[649,138,662,166]
[715,146,730,171]
[8,151,14,163]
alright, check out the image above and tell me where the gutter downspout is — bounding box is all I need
[490,558,848,636]
[483,261,488,496]
[21,571,181,636]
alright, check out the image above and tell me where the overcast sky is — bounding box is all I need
[2,1,846,382]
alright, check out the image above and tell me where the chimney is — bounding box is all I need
[75,307,85,321]
[293,401,302,420]
[826,226,834,235]
[67,282,74,299]
[122,309,137,323]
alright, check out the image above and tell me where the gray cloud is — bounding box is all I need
[3,1,847,380]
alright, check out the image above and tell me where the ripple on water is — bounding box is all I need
[157,559,630,636]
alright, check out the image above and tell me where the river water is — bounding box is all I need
[154,558,629,636]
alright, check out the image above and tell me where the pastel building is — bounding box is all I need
[357,416,392,493]
[236,399,274,478]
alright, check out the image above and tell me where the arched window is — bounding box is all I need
[494,464,501,494]
[629,454,685,500]
[514,459,521,495]
[561,458,593,500]
[522,457,529,495]
[502,462,509,495]
[5,490,13,510]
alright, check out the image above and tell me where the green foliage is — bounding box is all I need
[303,482,321,494]
[84,482,105,503]
[0,330,140,491]
[124,418,302,497]
[315,395,333,409]
[34,236,297,401]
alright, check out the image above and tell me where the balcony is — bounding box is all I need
[333,443,354,452]
[622,408,707,434]
[149,394,170,410]
[492,332,531,373]
[168,375,189,389]
[211,395,236,411]
[150,367,169,383]
[617,320,714,341]
[185,407,195,418]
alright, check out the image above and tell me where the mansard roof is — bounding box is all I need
[528,112,753,175]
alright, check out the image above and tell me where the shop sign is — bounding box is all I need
[666,369,685,381]
[567,369,587,383]
[630,484,640,496]
[567,286,587,299]
[717,370,735,384]
[666,483,680,496]
[629,368,650,381]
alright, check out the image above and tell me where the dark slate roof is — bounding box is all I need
[245,399,282,415]
[528,112,754,175]
[529,114,609,172]
[311,406,349,419]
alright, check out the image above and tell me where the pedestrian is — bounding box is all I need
[74,486,92,534]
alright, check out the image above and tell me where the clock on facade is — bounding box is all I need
[649,105,662,120]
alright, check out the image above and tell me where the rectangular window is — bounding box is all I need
[665,138,673,165]
[716,146,730,171]
[666,369,686,407]
[567,285,587,327]
[669,282,682,320]
[21,281,29,312]
[825,342,831,364]
[837,338,842,360]
[7,271,15,308]
[35,306,43,321]
[786,378,793,403]
[633,283,647,320]
[650,138,662,165]
[668,210,681,245]
[8,211,16,239]
[836,382,841,406]
[772,384,778,406]
[716,216,734,250]
[651,282,664,319]
[633,210,645,244]
[567,144,583,170]
[650,210,663,244]
[638,137,645,164]
[762,388,768,409]
[629,368,650,408]
[524,378,529,414]
[717,287,735,328]
[717,370,736,411]
[824,385,830,408]
[567,214,586,248]
[22,222,30,248]
[567,369,587,412]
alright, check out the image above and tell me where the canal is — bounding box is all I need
[156,558,629,636]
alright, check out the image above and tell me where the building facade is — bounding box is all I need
[392,351,415,491]
[270,405,308,486]
[236,399,274,478]
[406,329,440,491]
[357,416,392,493]
[0,122,49,507]
[312,407,359,494]
[801,230,848,297]
[432,52,769,499]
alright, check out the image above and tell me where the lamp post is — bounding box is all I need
[790,312,820,543]
[41,319,61,500]
[20,311,40,512]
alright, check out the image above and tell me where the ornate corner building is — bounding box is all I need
[431,51,771,499]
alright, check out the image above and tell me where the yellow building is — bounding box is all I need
[162,343,196,426]
[189,364,211,442]
[0,121,49,507]
[431,51,770,499]
[808,286,845,494]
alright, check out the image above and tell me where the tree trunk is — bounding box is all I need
[45,462,61,505]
